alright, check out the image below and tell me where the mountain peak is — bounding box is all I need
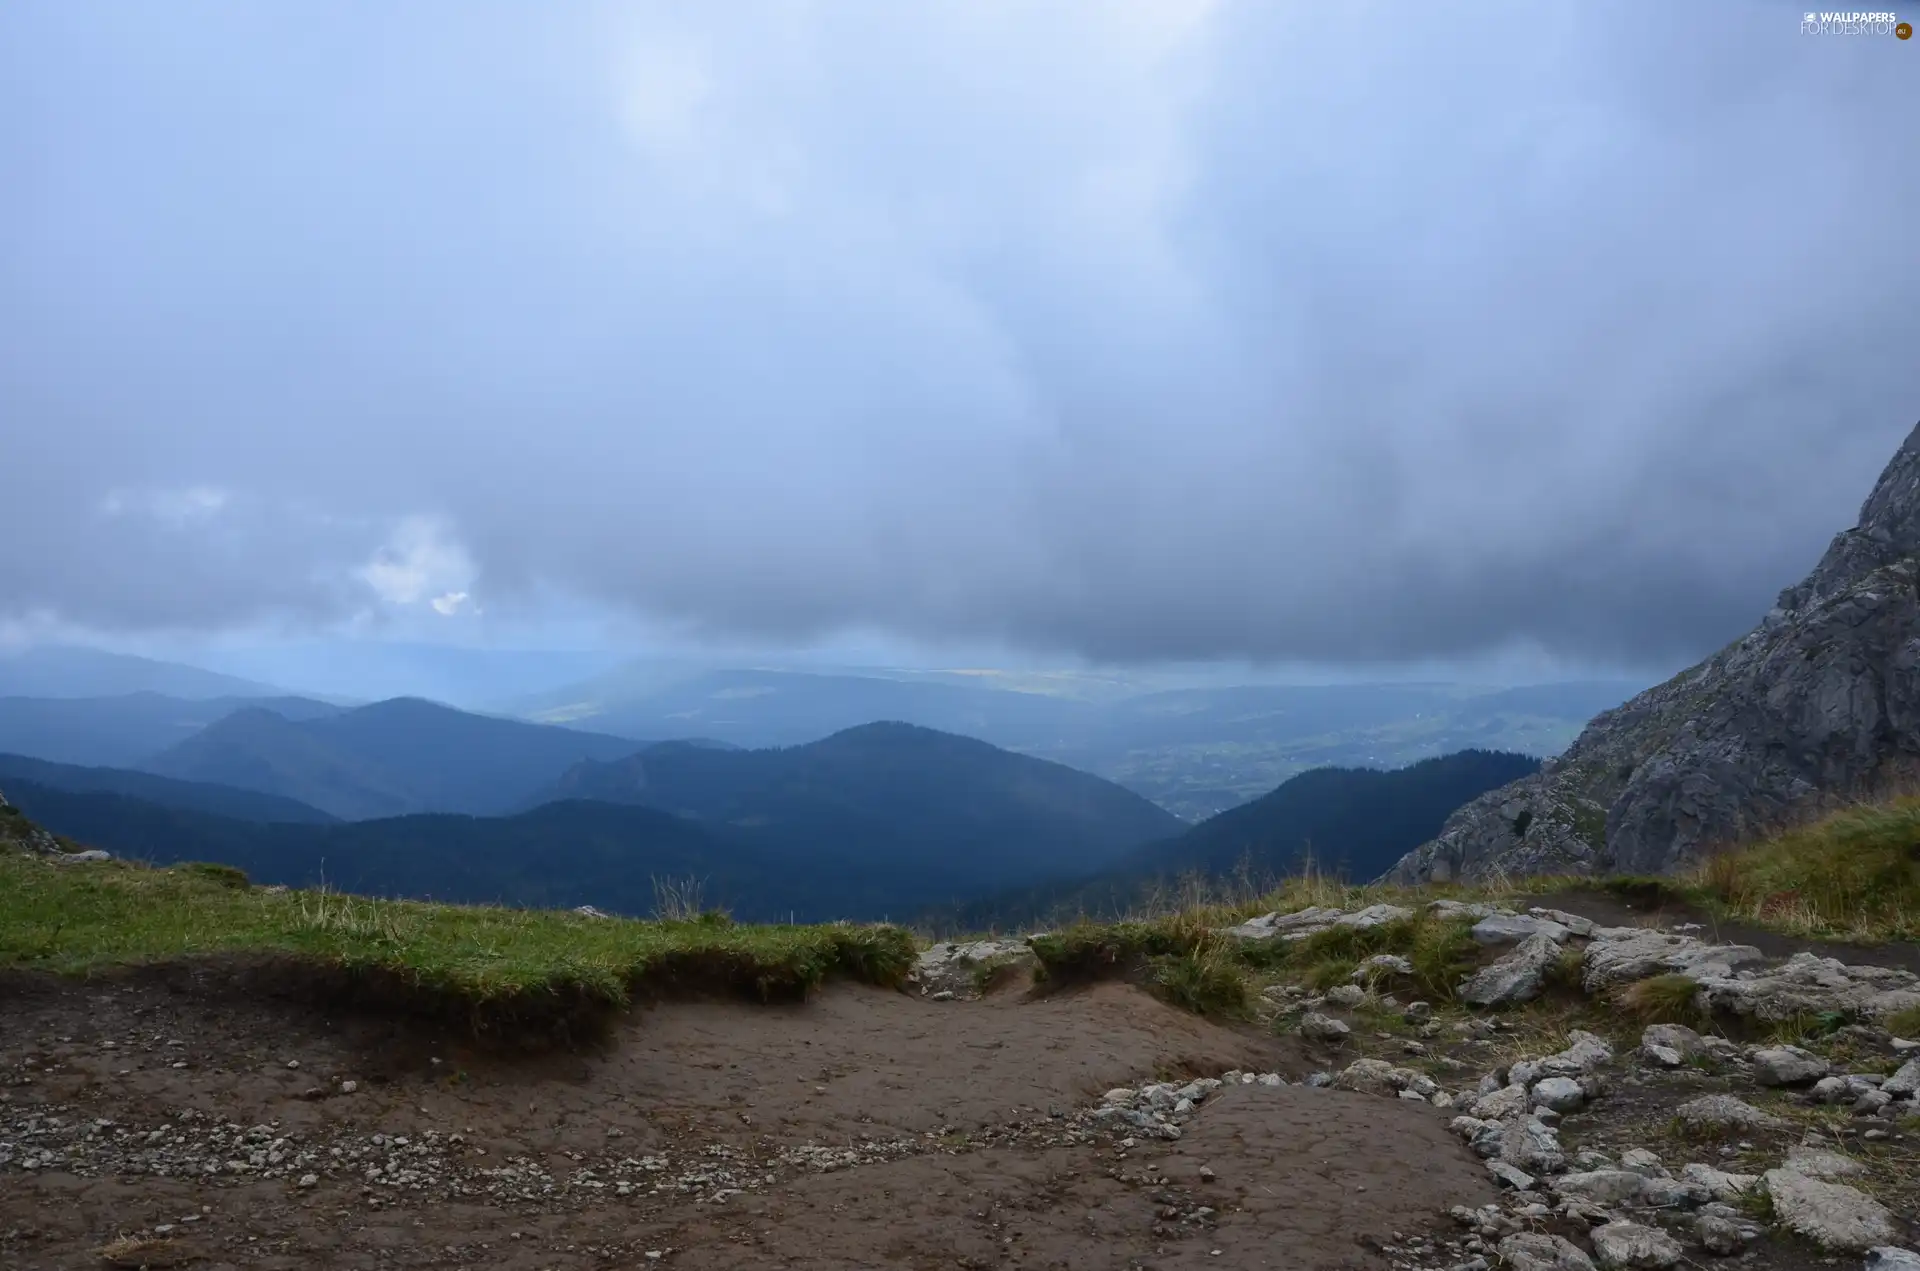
[1388,419,1920,884]
[1777,419,1920,615]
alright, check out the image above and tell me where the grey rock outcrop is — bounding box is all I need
[1387,420,1920,883]
[1764,1169,1899,1252]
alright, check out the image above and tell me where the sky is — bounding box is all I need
[2,1,1916,681]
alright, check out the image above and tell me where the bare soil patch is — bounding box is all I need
[1,971,1491,1270]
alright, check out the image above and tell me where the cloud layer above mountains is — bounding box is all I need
[3,1,1915,665]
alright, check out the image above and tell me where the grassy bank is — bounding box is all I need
[1685,795,1920,943]
[0,852,915,1042]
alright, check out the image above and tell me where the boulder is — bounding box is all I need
[1333,1059,1418,1097]
[1781,1146,1866,1180]
[1487,1160,1537,1191]
[1472,914,1571,946]
[1499,1233,1597,1271]
[1590,1220,1684,1269]
[1582,929,1766,993]
[1680,1163,1758,1201]
[1220,906,1346,941]
[1537,1031,1615,1076]
[1673,1095,1787,1132]
[1499,1116,1566,1174]
[1640,1023,1709,1061]
[1531,1077,1586,1113]
[1353,953,1414,982]
[1497,1236,1605,1271]
[1323,984,1368,1008]
[1751,1045,1831,1086]
[1300,1012,1352,1043]
[1881,1058,1920,1097]
[1695,1214,1748,1256]
[1764,1169,1899,1251]
[1618,1148,1667,1177]
[1549,1170,1648,1205]
[912,940,1035,999]
[1459,932,1564,1006]
[1337,903,1414,930]
[1469,1084,1531,1121]
[1696,953,1920,1022]
[1865,1249,1920,1271]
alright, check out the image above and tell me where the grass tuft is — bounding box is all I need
[1615,972,1703,1024]
[1148,945,1251,1017]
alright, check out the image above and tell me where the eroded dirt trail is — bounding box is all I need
[0,974,1491,1270]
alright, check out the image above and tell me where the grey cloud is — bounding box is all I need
[1,1,1915,665]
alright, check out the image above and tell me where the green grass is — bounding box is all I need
[1614,972,1704,1024]
[0,852,914,1043]
[1689,796,1920,943]
[1029,903,1483,1005]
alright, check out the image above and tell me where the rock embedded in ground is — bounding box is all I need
[1220,905,1345,941]
[912,940,1036,999]
[1764,1168,1899,1251]
[1780,1146,1866,1180]
[1499,1117,1566,1175]
[1618,1148,1666,1177]
[1550,1170,1648,1205]
[1681,1163,1759,1201]
[1458,932,1564,1006]
[1530,1077,1585,1113]
[1300,1013,1352,1044]
[1882,1059,1920,1097]
[1751,1044,1830,1086]
[1866,1248,1920,1271]
[1590,1220,1684,1270]
[1498,1232,1597,1271]
[1323,985,1368,1009]
[1695,953,1920,1023]
[1352,954,1413,982]
[1471,914,1571,946]
[1581,930,1767,993]
[1468,1084,1530,1121]
[1696,1213,1748,1256]
[1487,1160,1536,1191]
[1640,1024,1708,1062]
[1673,1095,1786,1132]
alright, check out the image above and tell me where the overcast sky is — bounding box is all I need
[2,1,1915,673]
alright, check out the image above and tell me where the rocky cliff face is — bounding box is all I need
[1387,420,1920,884]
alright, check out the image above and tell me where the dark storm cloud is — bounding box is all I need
[2,1,1914,663]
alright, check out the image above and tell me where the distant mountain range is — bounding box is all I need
[512,668,1642,818]
[920,749,1542,931]
[0,692,343,768]
[140,697,654,820]
[0,752,337,824]
[0,645,292,700]
[5,722,1186,921]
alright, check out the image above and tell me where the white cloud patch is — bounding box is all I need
[356,518,477,610]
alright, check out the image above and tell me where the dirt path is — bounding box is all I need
[0,973,1492,1270]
